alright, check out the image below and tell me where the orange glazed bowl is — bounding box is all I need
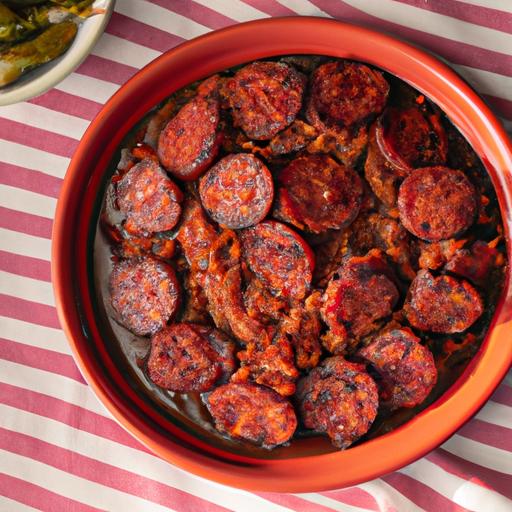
[52,17,512,492]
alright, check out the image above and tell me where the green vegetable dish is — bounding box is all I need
[0,0,98,87]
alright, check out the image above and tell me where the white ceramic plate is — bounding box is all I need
[0,0,115,106]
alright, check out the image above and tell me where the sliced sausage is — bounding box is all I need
[296,357,378,449]
[243,277,289,324]
[158,94,221,180]
[398,166,477,242]
[375,107,447,173]
[274,154,363,233]
[205,382,297,448]
[147,323,222,392]
[221,61,306,140]
[321,250,399,354]
[308,61,389,129]
[231,332,299,396]
[110,257,180,336]
[358,329,437,409]
[404,270,483,333]
[241,220,314,300]
[199,153,274,229]
[116,158,183,236]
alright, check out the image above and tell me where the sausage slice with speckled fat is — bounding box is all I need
[199,153,274,229]
[241,220,315,300]
[110,257,180,336]
[116,158,183,236]
[358,329,437,409]
[274,154,363,233]
[296,357,379,449]
[221,61,306,140]
[158,94,221,180]
[404,270,483,333]
[398,166,477,242]
[205,382,297,448]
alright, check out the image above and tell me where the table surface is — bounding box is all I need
[0,1,511,511]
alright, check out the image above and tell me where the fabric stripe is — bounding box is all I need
[491,384,512,408]
[0,103,89,140]
[241,0,297,16]
[0,228,51,261]
[394,0,512,34]
[475,400,512,430]
[309,0,512,79]
[76,55,137,86]
[55,72,118,104]
[0,472,103,512]
[28,89,102,122]
[0,317,69,355]
[0,162,62,199]
[194,0,268,22]
[381,472,467,512]
[457,419,512,452]
[0,295,60,329]
[0,207,52,239]
[0,186,56,220]
[0,271,55,307]
[0,251,51,282]
[0,338,83,383]
[0,428,230,512]
[322,488,380,511]
[0,140,69,179]
[430,448,512,500]
[0,407,294,512]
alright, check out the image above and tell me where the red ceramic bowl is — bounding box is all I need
[52,17,512,492]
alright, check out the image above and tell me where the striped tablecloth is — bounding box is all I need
[1,1,511,511]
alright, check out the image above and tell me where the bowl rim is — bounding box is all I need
[0,0,115,106]
[52,16,512,492]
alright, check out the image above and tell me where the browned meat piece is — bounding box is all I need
[321,250,399,354]
[267,120,318,156]
[241,221,314,300]
[110,257,180,336]
[158,94,221,180]
[376,107,447,172]
[243,277,289,324]
[404,270,483,333]
[199,153,274,229]
[358,329,437,409]
[205,382,297,448]
[221,61,305,140]
[204,230,271,345]
[274,154,363,233]
[445,240,500,287]
[398,166,477,242]
[296,357,379,449]
[307,61,389,129]
[176,198,217,286]
[116,158,183,236]
[231,331,299,396]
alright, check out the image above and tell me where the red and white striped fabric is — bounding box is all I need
[1,1,511,510]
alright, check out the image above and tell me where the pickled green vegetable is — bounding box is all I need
[0,2,36,43]
[0,20,77,87]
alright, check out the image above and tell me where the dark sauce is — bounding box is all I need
[92,55,507,458]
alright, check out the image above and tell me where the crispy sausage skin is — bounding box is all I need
[110,257,180,336]
[116,158,183,236]
[398,166,477,242]
[199,153,274,229]
[358,329,437,409]
[221,61,306,140]
[205,382,297,448]
[274,154,363,233]
[296,357,379,449]
[404,270,483,333]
